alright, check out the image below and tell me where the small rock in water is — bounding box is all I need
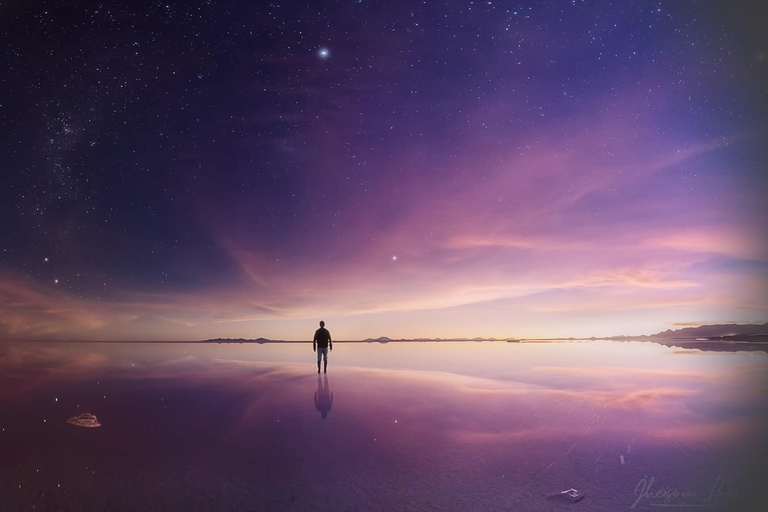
[547,488,585,503]
[67,413,101,428]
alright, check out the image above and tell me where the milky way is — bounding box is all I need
[1,1,766,340]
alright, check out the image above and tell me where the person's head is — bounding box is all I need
[319,320,325,327]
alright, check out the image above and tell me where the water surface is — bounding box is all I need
[1,341,766,511]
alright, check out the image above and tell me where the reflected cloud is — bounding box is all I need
[0,343,112,401]
[1,340,765,461]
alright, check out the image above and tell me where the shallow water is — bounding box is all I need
[0,340,766,511]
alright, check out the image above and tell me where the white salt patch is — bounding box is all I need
[67,413,101,428]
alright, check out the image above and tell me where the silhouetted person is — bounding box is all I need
[313,320,332,373]
[314,374,333,419]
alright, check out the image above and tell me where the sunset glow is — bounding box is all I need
[1,2,765,341]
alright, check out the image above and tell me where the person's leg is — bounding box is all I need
[317,349,321,373]
[323,348,328,373]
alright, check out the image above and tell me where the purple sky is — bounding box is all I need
[1,1,766,340]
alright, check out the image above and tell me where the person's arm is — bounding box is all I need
[313,331,317,352]
[329,331,333,351]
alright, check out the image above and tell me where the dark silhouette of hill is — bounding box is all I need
[364,337,393,343]
[649,322,768,339]
[202,337,279,344]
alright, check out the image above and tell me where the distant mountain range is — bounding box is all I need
[646,322,768,340]
[202,336,512,343]
[360,324,768,342]
[202,322,768,344]
[202,337,282,343]
[628,322,768,353]
[362,336,507,343]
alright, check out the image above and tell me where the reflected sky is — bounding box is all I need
[1,341,766,510]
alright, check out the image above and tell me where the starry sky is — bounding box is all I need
[1,0,766,341]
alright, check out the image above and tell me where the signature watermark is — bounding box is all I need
[632,475,752,509]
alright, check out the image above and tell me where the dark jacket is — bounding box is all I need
[313,327,332,349]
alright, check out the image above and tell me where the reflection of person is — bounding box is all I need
[314,374,333,419]
[313,320,333,374]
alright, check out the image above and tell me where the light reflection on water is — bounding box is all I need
[0,341,766,511]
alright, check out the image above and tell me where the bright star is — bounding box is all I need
[318,47,330,59]
[392,255,397,261]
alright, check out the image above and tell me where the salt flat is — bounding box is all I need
[0,340,766,511]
